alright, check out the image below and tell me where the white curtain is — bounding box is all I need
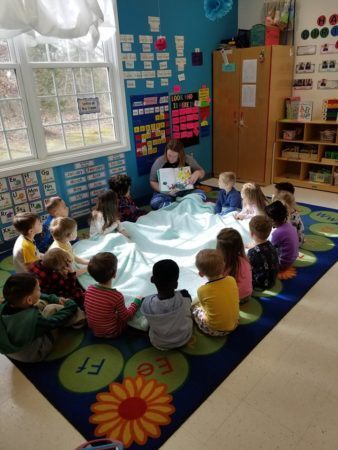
[0,0,114,48]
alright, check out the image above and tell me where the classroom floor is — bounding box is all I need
[0,182,337,450]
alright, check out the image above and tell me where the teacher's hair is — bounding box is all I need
[165,139,185,166]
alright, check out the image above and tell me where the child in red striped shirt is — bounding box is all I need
[84,252,141,338]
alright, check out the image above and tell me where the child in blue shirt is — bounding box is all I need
[215,172,242,215]
[35,197,69,253]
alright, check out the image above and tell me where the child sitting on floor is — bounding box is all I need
[141,259,193,350]
[89,190,129,238]
[50,217,89,276]
[192,249,239,336]
[214,171,242,215]
[84,252,141,338]
[274,191,305,245]
[216,228,253,303]
[0,273,78,362]
[273,181,295,197]
[35,196,69,253]
[13,212,43,273]
[108,174,146,222]
[265,201,299,270]
[235,182,268,220]
[30,248,85,307]
[248,215,279,291]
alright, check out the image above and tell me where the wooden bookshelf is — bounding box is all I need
[273,120,338,193]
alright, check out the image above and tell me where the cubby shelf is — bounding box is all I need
[273,120,338,193]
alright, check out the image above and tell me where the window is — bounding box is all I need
[0,4,129,176]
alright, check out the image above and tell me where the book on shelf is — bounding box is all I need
[298,101,313,121]
[285,96,300,119]
[157,166,193,192]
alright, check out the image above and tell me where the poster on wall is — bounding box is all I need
[130,93,170,176]
[170,92,199,147]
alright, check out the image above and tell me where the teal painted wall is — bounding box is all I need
[116,0,238,198]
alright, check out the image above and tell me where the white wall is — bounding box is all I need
[238,0,265,30]
[238,0,338,119]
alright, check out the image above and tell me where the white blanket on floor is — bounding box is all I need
[74,194,251,330]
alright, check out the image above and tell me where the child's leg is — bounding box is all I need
[191,305,229,336]
[7,335,53,362]
[150,193,174,210]
[42,304,86,329]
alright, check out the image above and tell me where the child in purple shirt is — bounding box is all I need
[265,201,299,270]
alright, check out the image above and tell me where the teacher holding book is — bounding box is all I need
[149,139,206,210]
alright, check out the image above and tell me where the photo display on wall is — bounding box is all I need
[170,92,199,147]
[130,93,170,176]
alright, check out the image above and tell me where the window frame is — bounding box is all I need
[0,0,129,178]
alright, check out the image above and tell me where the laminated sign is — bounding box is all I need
[77,97,100,115]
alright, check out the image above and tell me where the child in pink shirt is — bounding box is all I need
[217,227,252,303]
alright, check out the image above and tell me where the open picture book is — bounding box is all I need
[157,166,194,192]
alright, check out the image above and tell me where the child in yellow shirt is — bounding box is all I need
[13,213,43,273]
[192,249,239,336]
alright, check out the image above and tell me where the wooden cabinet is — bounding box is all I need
[273,120,338,193]
[213,46,294,184]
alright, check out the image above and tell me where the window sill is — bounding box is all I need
[0,141,131,178]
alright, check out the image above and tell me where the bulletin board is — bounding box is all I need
[0,154,126,242]
[170,92,199,147]
[130,93,170,176]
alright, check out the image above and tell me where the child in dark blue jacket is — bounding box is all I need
[215,172,242,215]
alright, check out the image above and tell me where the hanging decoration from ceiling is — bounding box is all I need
[204,0,233,21]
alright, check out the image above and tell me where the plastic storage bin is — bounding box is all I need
[309,171,332,184]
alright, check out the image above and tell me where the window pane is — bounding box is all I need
[0,69,19,98]
[1,100,26,129]
[44,125,65,152]
[54,69,74,95]
[34,69,56,96]
[59,96,79,123]
[64,123,83,149]
[0,40,11,62]
[25,43,47,62]
[93,68,109,92]
[82,120,100,145]
[48,42,68,62]
[39,98,60,125]
[6,129,31,158]
[74,68,94,94]
[0,131,9,161]
[99,119,116,143]
[97,93,113,118]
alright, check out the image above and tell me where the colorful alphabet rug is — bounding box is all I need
[1,194,337,449]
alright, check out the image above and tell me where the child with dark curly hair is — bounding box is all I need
[108,174,146,222]
[265,201,299,270]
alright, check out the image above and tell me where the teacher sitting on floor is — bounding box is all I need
[149,139,207,210]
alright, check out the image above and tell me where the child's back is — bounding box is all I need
[0,273,77,362]
[271,222,299,269]
[248,216,279,290]
[265,201,299,270]
[217,228,252,301]
[141,259,193,350]
[109,174,146,222]
[84,252,140,338]
[141,289,192,349]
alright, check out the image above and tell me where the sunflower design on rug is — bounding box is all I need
[278,266,297,280]
[90,375,175,448]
